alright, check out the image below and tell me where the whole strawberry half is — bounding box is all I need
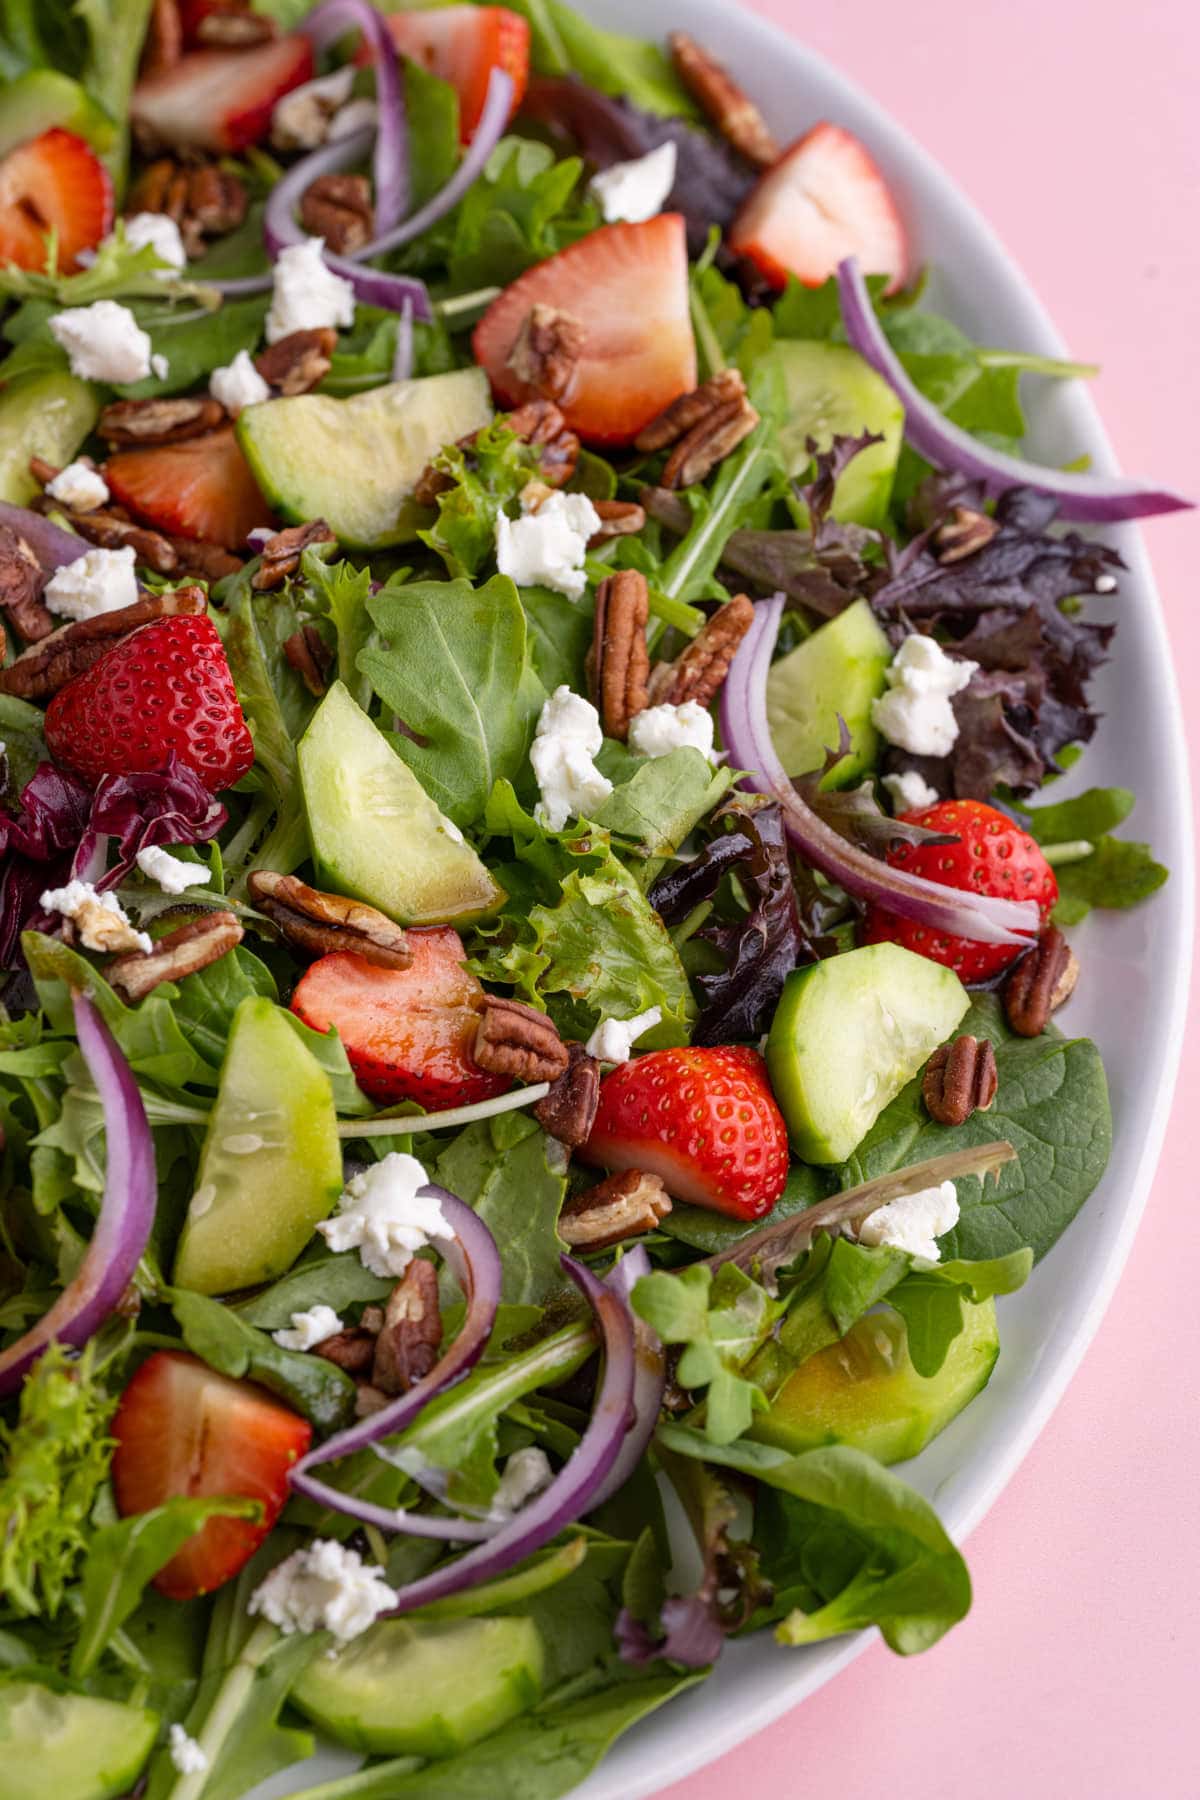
[583,1045,789,1221]
[45,614,254,793]
[864,798,1058,982]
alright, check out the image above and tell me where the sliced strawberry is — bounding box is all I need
[131,36,315,154]
[583,1045,790,1222]
[105,426,273,550]
[729,122,907,294]
[45,613,255,792]
[472,215,697,447]
[291,931,511,1109]
[379,6,529,142]
[111,1351,311,1601]
[0,128,113,274]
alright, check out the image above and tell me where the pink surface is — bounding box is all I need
[660,2,1200,1797]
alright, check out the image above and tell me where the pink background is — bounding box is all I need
[662,2,1200,1796]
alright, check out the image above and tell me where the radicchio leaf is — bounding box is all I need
[0,763,91,968]
[75,756,227,890]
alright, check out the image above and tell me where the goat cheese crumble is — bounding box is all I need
[44,545,139,621]
[883,768,940,814]
[585,1006,663,1064]
[628,699,716,763]
[249,1539,395,1642]
[272,1303,343,1352]
[530,686,613,831]
[318,1152,452,1278]
[167,1725,208,1776]
[858,1180,960,1262]
[39,880,152,955]
[209,349,271,416]
[492,1447,554,1515]
[265,237,355,345]
[871,634,977,758]
[45,460,109,512]
[495,489,601,601]
[123,211,187,274]
[588,141,678,223]
[49,301,167,383]
[135,844,211,894]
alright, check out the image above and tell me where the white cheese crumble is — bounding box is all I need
[44,544,139,621]
[492,1446,554,1515]
[167,1724,208,1776]
[45,459,109,512]
[495,490,601,601]
[209,348,271,416]
[588,141,678,224]
[628,699,716,763]
[49,301,167,384]
[250,1539,395,1642]
[318,1152,452,1278]
[270,67,357,151]
[39,880,152,954]
[1094,573,1117,594]
[883,768,939,814]
[871,634,978,758]
[272,1303,344,1352]
[135,844,211,894]
[530,685,613,831]
[585,1005,662,1064]
[858,1180,960,1262]
[123,211,187,275]
[265,237,355,345]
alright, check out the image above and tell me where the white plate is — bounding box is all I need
[254,4,1195,1796]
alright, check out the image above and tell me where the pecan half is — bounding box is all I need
[39,506,179,575]
[635,368,748,454]
[473,995,570,1083]
[587,499,646,547]
[195,4,277,45]
[140,0,182,77]
[505,304,587,405]
[108,911,244,1002]
[247,871,412,969]
[634,368,759,490]
[183,164,249,241]
[299,173,374,256]
[589,570,650,741]
[313,1329,376,1375]
[668,32,780,168]
[559,1170,672,1250]
[0,586,206,701]
[934,505,1000,564]
[251,519,337,591]
[255,327,338,397]
[283,623,333,696]
[170,537,244,582]
[534,1042,601,1149]
[0,523,52,643]
[646,593,754,709]
[98,395,225,446]
[372,1261,443,1397]
[923,1035,998,1126]
[1003,926,1078,1038]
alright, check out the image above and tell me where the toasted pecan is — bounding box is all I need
[39,506,179,575]
[251,519,337,590]
[559,1170,672,1250]
[255,327,338,397]
[0,586,206,701]
[299,173,374,255]
[668,31,780,167]
[934,505,1000,564]
[533,1042,601,1149]
[473,995,570,1083]
[248,871,412,969]
[589,570,650,741]
[0,523,52,643]
[283,623,334,696]
[587,499,646,546]
[1003,927,1079,1037]
[646,593,754,709]
[505,304,587,405]
[922,1035,998,1126]
[372,1261,443,1396]
[107,910,243,1002]
[98,395,226,446]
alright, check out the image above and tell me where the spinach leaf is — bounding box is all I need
[594,748,733,858]
[279,1012,374,1117]
[661,1161,831,1254]
[361,575,546,828]
[1052,835,1169,924]
[1020,784,1134,842]
[169,1289,357,1434]
[169,943,275,1074]
[404,57,460,209]
[888,1250,1032,1378]
[114,295,268,399]
[633,1263,781,1444]
[433,1112,567,1307]
[521,586,595,694]
[234,1250,392,1330]
[0,694,47,794]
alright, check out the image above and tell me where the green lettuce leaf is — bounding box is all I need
[594,747,733,858]
[507,0,698,117]
[418,417,543,579]
[433,1112,567,1307]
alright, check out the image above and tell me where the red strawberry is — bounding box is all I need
[290,930,510,1109]
[45,613,255,793]
[863,799,1058,982]
[473,215,697,446]
[130,36,315,154]
[729,122,906,294]
[111,1351,311,1601]
[583,1045,789,1222]
[0,128,113,274]
[378,6,529,142]
[105,426,274,550]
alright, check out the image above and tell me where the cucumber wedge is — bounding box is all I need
[0,371,99,506]
[771,339,904,526]
[765,597,892,787]
[0,72,117,158]
[0,1680,157,1800]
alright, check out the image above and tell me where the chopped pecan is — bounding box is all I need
[505,304,587,405]
[314,1329,377,1375]
[473,995,570,1083]
[934,505,1000,564]
[251,519,337,591]
[534,1042,601,1149]
[108,910,244,1002]
[299,173,374,255]
[126,158,247,258]
[1003,926,1078,1038]
[170,536,244,582]
[248,871,412,969]
[588,570,650,740]
[195,3,277,45]
[0,586,206,701]
[283,623,334,696]
[668,31,780,168]
[559,1170,672,1250]
[255,327,338,397]
[372,1261,443,1397]
[646,593,754,709]
[38,505,179,575]
[140,0,182,77]
[0,523,52,643]
[587,499,646,547]
[923,1035,998,1126]
[98,395,225,446]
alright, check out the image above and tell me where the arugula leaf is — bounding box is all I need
[593,747,732,858]
[433,1112,567,1306]
[507,0,698,117]
[361,575,546,828]
[691,263,776,382]
[521,586,595,694]
[657,423,781,603]
[169,1289,357,1434]
[634,1263,781,1445]
[113,295,268,400]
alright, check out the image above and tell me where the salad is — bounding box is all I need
[0,2,1186,1797]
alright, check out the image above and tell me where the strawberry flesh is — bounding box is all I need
[104,425,274,549]
[131,37,315,154]
[0,128,113,274]
[380,6,530,142]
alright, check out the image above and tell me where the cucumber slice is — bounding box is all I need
[172,995,343,1295]
[0,73,117,158]
[291,1616,544,1758]
[299,681,505,926]
[0,371,99,506]
[771,339,904,526]
[0,1680,157,1800]
[765,597,892,787]
[767,943,969,1164]
[236,368,492,549]
[753,1297,999,1464]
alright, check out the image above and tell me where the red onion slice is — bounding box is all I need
[298,0,408,233]
[0,500,84,571]
[0,994,155,1397]
[720,595,1041,947]
[586,1246,665,1513]
[837,257,1192,523]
